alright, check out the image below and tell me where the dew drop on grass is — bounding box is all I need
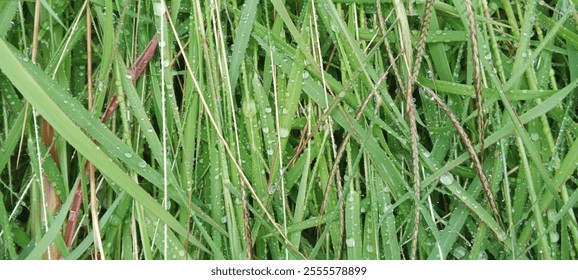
[345,238,355,247]
[550,232,559,243]
[110,215,121,226]
[268,184,277,194]
[547,209,556,221]
[453,246,466,259]
[178,250,185,257]
[302,71,309,79]
[347,191,355,202]
[531,133,540,141]
[440,173,454,185]
[138,160,146,168]
[265,107,272,113]
[279,127,289,138]
[383,203,391,213]
[366,245,374,253]
[124,152,133,158]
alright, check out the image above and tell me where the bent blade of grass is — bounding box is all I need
[0,38,209,254]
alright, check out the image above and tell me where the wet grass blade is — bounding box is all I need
[0,38,209,254]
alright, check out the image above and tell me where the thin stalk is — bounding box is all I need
[87,0,105,260]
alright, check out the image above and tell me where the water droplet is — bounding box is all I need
[550,232,559,243]
[366,245,374,253]
[178,250,185,257]
[268,184,277,194]
[547,209,556,221]
[110,215,121,226]
[347,191,356,202]
[279,128,289,138]
[453,246,466,259]
[124,152,133,158]
[138,160,146,168]
[302,71,309,79]
[440,173,454,185]
[265,107,272,113]
[345,238,355,247]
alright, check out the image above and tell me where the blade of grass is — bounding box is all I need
[0,37,209,254]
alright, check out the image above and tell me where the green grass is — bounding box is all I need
[0,0,577,260]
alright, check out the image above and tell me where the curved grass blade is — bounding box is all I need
[0,38,209,254]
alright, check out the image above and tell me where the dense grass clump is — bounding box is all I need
[0,0,577,260]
